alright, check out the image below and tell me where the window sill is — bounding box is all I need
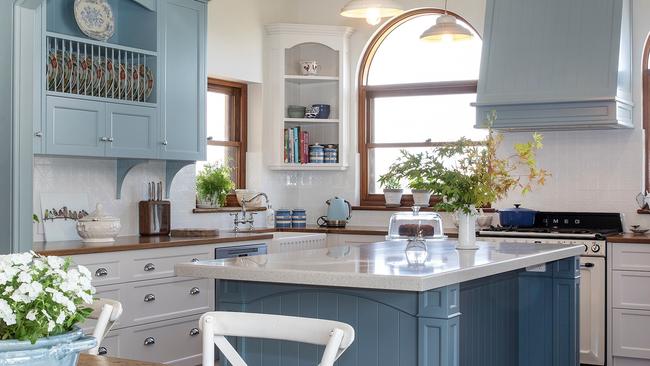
[352,205,496,213]
[192,207,267,214]
[638,209,650,214]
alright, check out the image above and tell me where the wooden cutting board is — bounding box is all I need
[170,228,220,237]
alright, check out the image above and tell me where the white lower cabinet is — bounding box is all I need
[72,240,266,365]
[609,243,650,366]
[327,234,385,247]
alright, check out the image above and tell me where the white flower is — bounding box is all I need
[32,259,46,270]
[3,286,13,296]
[47,288,76,313]
[10,253,33,266]
[46,256,65,270]
[77,265,91,279]
[18,270,32,283]
[47,320,55,332]
[55,311,66,325]
[0,299,16,326]
[26,310,37,321]
[11,282,43,303]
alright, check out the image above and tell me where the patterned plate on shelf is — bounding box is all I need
[73,0,115,41]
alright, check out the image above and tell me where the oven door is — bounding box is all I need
[580,256,606,365]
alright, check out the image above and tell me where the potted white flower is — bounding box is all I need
[0,252,96,366]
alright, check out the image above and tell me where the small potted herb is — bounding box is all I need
[378,176,403,207]
[196,163,235,208]
[379,155,432,207]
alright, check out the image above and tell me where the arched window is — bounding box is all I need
[358,8,484,207]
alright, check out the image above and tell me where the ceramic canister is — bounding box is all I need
[324,145,337,164]
[291,209,307,228]
[309,144,324,163]
[275,209,292,228]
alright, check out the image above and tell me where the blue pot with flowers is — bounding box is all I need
[0,252,96,365]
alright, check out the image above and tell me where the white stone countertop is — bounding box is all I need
[175,240,584,292]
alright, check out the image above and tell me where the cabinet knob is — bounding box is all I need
[97,347,108,355]
[143,263,156,272]
[34,131,43,138]
[100,137,108,142]
[207,136,213,141]
[189,287,200,296]
[95,268,108,277]
[107,137,114,142]
[144,294,156,302]
[189,328,200,337]
[191,258,200,263]
[162,140,168,146]
[143,337,155,346]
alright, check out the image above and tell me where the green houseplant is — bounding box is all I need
[196,163,235,208]
[378,175,403,208]
[379,112,549,248]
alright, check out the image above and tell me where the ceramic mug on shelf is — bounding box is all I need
[300,60,319,75]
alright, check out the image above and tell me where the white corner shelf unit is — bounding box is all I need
[264,23,353,171]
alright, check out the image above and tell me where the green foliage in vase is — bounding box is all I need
[378,175,402,190]
[196,163,235,207]
[378,111,550,214]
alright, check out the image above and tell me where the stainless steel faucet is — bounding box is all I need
[230,193,269,232]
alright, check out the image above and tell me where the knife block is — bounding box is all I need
[139,201,171,236]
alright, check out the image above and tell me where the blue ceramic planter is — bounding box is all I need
[0,328,96,366]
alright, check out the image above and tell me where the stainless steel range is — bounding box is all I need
[478,212,623,366]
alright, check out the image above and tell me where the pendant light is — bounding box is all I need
[420,0,473,42]
[340,0,404,26]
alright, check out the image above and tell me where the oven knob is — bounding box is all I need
[591,244,600,253]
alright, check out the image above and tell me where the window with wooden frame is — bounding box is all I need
[196,78,247,207]
[644,36,650,198]
[358,8,484,207]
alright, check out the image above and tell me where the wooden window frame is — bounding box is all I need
[644,36,650,194]
[206,78,248,207]
[358,8,481,207]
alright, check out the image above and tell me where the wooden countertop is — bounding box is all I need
[78,354,164,366]
[607,233,650,244]
[33,232,274,256]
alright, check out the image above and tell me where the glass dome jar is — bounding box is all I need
[387,206,445,240]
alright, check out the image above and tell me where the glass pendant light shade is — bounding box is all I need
[420,14,473,42]
[340,0,404,25]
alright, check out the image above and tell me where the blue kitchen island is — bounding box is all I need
[176,240,583,366]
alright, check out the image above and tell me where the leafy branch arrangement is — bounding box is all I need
[196,162,235,207]
[378,111,550,214]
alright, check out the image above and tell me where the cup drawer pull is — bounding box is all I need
[189,287,200,296]
[143,263,156,272]
[191,258,200,263]
[144,294,156,302]
[98,347,108,355]
[144,337,155,346]
[95,268,108,277]
[189,328,200,337]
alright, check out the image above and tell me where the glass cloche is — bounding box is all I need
[387,206,446,240]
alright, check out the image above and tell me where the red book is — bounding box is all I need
[299,131,306,163]
[303,131,310,163]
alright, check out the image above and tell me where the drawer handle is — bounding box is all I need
[143,337,155,346]
[189,328,200,337]
[95,268,108,277]
[143,263,156,272]
[581,263,595,268]
[97,347,108,355]
[189,287,200,296]
[144,294,156,302]
[34,131,43,138]
[191,258,200,263]
[100,137,108,142]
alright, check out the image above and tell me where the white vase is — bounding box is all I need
[456,206,479,250]
[383,189,403,207]
[412,190,432,207]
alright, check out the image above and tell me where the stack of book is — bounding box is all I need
[284,127,310,164]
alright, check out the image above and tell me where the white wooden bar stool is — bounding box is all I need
[86,298,123,355]
[199,311,355,366]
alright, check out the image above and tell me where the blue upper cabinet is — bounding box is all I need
[39,0,207,161]
[476,0,632,130]
[157,0,207,161]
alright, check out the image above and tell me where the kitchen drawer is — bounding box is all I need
[612,244,650,271]
[613,271,650,311]
[79,284,126,330]
[129,248,212,281]
[72,255,122,286]
[120,315,202,366]
[125,277,212,326]
[613,308,650,359]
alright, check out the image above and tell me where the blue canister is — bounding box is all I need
[275,209,292,228]
[309,144,324,163]
[291,209,307,228]
[324,145,337,164]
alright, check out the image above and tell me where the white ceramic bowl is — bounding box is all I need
[76,203,121,243]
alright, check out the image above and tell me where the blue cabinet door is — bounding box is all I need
[46,96,107,157]
[158,0,206,161]
[105,104,157,159]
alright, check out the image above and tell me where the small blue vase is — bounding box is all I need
[0,328,96,366]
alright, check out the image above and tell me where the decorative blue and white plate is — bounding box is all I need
[74,0,115,41]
